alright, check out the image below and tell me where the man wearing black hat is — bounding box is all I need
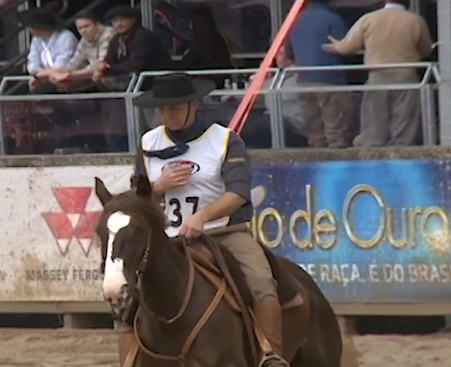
[116,73,289,367]
[19,8,78,92]
[93,5,173,91]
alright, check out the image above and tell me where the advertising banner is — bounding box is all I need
[251,160,451,302]
[1,159,450,303]
[0,165,133,301]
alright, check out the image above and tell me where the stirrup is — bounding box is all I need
[258,353,290,367]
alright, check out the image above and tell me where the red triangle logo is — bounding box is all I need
[53,187,92,214]
[42,212,74,238]
[74,211,101,239]
[42,212,75,256]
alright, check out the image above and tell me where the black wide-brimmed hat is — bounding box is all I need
[104,5,140,21]
[133,73,216,108]
[18,8,65,30]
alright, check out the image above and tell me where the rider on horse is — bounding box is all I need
[117,73,289,367]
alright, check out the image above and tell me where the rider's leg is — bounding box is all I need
[114,321,136,366]
[218,230,290,367]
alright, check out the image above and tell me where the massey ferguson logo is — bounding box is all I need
[42,187,101,257]
[162,160,200,174]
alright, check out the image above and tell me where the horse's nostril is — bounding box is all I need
[117,297,124,303]
[107,297,112,303]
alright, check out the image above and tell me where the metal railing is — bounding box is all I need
[134,68,281,94]
[0,62,440,154]
[273,62,439,147]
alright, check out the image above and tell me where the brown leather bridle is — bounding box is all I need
[135,230,195,324]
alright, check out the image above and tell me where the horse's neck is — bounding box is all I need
[142,231,190,319]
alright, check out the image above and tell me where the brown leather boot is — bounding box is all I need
[253,298,291,367]
[117,332,137,366]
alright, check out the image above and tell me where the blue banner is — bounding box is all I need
[251,159,451,302]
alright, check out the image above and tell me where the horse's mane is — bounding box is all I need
[99,191,166,231]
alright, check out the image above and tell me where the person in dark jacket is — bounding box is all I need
[93,5,174,91]
[179,7,232,89]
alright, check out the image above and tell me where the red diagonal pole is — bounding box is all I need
[228,0,306,134]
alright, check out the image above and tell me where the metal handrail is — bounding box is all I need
[171,53,266,61]
[134,68,280,92]
[276,62,436,89]
[281,61,434,73]
[0,73,138,99]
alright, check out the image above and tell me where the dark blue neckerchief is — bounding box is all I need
[143,118,210,160]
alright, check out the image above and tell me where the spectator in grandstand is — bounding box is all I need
[93,5,173,91]
[179,7,232,89]
[93,5,174,144]
[48,12,116,92]
[92,6,173,152]
[323,0,433,146]
[286,0,351,149]
[19,8,78,93]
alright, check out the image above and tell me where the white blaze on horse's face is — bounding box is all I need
[102,211,131,302]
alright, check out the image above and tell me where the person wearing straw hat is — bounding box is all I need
[111,72,290,367]
[19,7,78,93]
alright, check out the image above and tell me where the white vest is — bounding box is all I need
[142,123,231,237]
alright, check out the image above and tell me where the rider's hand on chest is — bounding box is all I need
[157,164,192,192]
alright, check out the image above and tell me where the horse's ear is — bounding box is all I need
[135,174,153,198]
[95,177,113,206]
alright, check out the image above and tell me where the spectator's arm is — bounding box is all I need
[105,32,151,75]
[333,15,367,55]
[27,38,42,75]
[417,17,433,58]
[65,40,88,72]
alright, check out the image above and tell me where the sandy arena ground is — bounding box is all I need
[0,329,450,366]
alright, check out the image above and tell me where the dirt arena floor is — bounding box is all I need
[0,329,450,366]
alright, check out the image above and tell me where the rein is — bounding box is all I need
[136,231,195,324]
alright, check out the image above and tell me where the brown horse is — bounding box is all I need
[94,176,342,367]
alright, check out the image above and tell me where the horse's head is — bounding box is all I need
[94,175,165,309]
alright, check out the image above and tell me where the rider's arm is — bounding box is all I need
[197,133,251,222]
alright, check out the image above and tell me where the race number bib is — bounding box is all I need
[167,196,200,227]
